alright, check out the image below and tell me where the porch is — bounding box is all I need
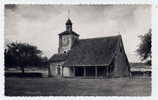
[61,66,114,78]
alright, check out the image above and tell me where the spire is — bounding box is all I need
[67,9,70,18]
[66,18,72,25]
[65,18,72,31]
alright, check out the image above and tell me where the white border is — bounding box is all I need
[2,0,153,5]
[0,0,4,99]
[1,0,158,100]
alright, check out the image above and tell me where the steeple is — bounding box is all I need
[58,18,79,54]
[65,18,72,32]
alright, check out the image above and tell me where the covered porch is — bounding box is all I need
[62,65,114,78]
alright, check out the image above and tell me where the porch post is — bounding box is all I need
[109,66,111,78]
[73,67,75,77]
[106,67,109,78]
[104,67,106,78]
[84,67,86,77]
[95,66,98,78]
[61,66,63,77]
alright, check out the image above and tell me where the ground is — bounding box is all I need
[5,77,151,96]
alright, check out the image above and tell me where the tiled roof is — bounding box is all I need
[49,53,68,62]
[63,35,121,66]
[59,31,79,36]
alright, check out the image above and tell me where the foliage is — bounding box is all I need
[5,42,48,73]
[137,29,151,65]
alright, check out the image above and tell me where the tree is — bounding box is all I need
[5,42,43,73]
[137,29,151,65]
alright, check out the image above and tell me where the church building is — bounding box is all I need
[49,18,130,78]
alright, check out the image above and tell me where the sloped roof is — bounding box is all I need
[59,31,79,36]
[49,53,68,62]
[130,63,151,72]
[63,35,121,66]
[66,18,72,25]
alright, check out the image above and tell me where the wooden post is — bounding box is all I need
[95,66,97,78]
[109,66,111,78]
[73,67,75,77]
[104,67,106,78]
[106,67,108,78]
[84,67,86,77]
[61,66,63,77]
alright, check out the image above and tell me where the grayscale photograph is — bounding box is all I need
[4,4,151,96]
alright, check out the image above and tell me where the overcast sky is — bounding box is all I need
[5,5,151,62]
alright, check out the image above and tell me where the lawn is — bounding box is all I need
[5,77,151,96]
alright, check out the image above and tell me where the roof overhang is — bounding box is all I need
[63,64,109,67]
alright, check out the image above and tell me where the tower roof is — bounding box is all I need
[59,18,79,36]
[59,31,79,36]
[66,18,72,25]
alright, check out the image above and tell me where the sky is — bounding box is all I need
[5,4,151,62]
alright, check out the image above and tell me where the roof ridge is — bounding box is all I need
[79,35,121,41]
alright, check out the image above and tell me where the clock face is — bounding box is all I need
[62,37,70,46]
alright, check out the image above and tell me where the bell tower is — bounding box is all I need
[58,18,79,54]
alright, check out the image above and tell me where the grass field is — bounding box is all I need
[5,77,151,96]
